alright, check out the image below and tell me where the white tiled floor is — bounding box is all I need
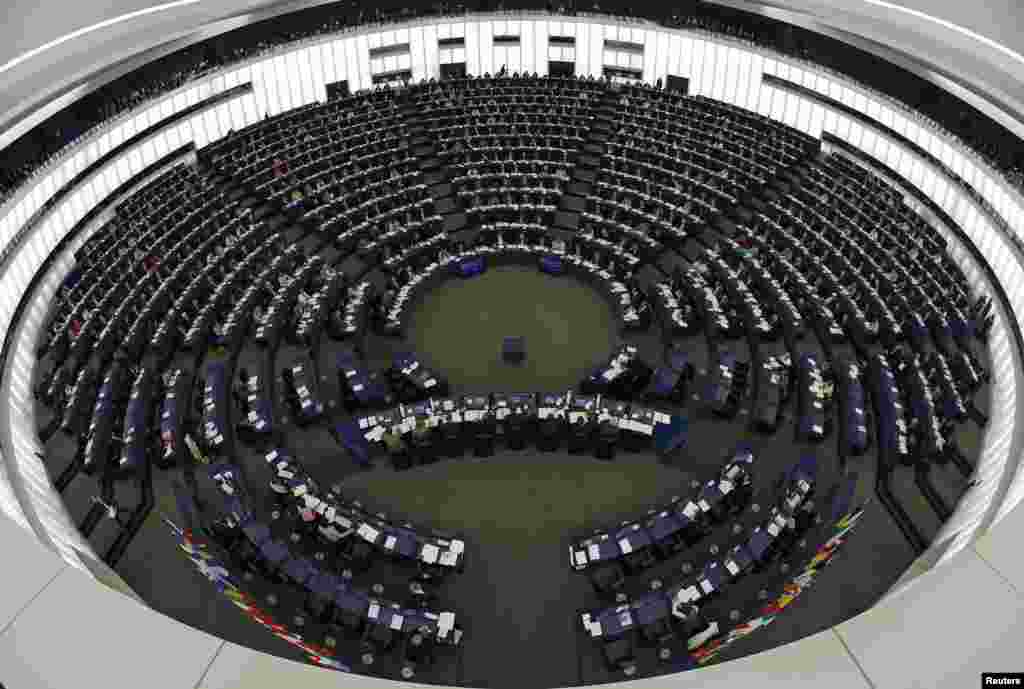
[200,642,423,689]
[974,500,1024,595]
[622,629,871,689]
[837,548,1024,689]
[0,513,64,632]
[0,566,222,689]
[200,629,871,689]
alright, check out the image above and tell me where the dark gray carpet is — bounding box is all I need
[31,257,988,687]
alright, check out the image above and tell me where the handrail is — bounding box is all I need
[0,142,195,375]
[764,74,1024,267]
[0,83,252,285]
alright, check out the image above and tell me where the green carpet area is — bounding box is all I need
[406,266,619,392]
[342,453,690,550]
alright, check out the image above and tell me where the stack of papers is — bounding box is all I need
[357,523,380,542]
[421,543,440,564]
[438,611,455,638]
[673,585,701,607]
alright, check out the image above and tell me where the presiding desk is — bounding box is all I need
[337,391,680,468]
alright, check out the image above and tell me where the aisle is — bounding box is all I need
[340,450,692,688]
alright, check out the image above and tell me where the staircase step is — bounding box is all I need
[434,197,459,215]
[252,203,276,222]
[567,182,592,197]
[678,238,704,263]
[732,206,755,224]
[713,217,740,238]
[747,197,769,214]
[553,210,580,231]
[442,212,468,233]
[572,168,597,184]
[655,251,687,276]
[422,170,448,186]
[549,227,576,243]
[696,226,725,249]
[429,183,454,199]
[559,195,587,213]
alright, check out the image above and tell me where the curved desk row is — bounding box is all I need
[381,243,648,335]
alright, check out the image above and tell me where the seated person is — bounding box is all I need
[405,579,438,610]
[567,416,595,454]
[602,633,638,677]
[402,628,436,671]
[232,368,250,408]
[440,413,464,457]
[268,474,290,511]
[639,615,677,652]
[674,603,717,650]
[340,536,374,573]
[472,415,497,457]
[777,500,816,553]
[503,406,531,449]
[361,620,397,660]
[380,290,396,317]
[382,428,412,470]
[589,561,626,597]
[594,417,619,460]
[537,415,563,451]
[410,417,437,464]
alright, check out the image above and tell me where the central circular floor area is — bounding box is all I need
[407,265,619,391]
[342,452,691,548]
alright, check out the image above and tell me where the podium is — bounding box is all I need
[502,336,525,364]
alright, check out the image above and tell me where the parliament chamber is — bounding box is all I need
[0,2,1022,688]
